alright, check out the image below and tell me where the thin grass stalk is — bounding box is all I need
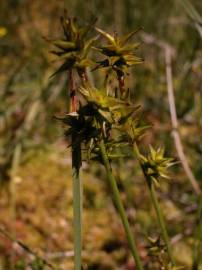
[99,139,144,270]
[72,142,82,270]
[179,0,202,22]
[165,47,201,195]
[10,143,21,269]
[0,226,56,269]
[68,69,82,270]
[10,143,22,232]
[133,143,175,266]
[178,0,202,38]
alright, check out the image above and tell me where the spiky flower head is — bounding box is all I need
[56,111,99,148]
[147,236,165,256]
[79,84,140,124]
[93,27,142,77]
[117,116,150,144]
[49,11,98,77]
[138,146,175,185]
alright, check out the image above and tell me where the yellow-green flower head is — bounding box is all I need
[79,84,143,127]
[147,236,165,256]
[94,27,142,76]
[139,146,175,184]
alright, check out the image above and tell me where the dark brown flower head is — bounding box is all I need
[49,11,98,77]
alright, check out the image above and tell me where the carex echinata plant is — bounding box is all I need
[134,144,176,266]
[48,10,178,270]
[92,26,177,267]
[48,11,98,270]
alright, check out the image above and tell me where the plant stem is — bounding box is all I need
[10,143,21,270]
[72,141,82,270]
[133,143,175,266]
[69,68,82,270]
[99,139,144,270]
[69,70,77,113]
[149,182,175,265]
[10,143,21,227]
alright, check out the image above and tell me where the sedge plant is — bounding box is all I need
[48,11,177,269]
[48,12,98,270]
[133,144,176,267]
[48,11,144,269]
[92,25,177,267]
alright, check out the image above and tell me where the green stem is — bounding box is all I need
[133,143,175,266]
[72,141,82,270]
[149,182,175,265]
[99,140,144,270]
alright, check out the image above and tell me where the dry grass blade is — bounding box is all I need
[178,0,202,38]
[0,226,56,269]
[165,47,201,196]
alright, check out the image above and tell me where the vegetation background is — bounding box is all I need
[0,0,202,269]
